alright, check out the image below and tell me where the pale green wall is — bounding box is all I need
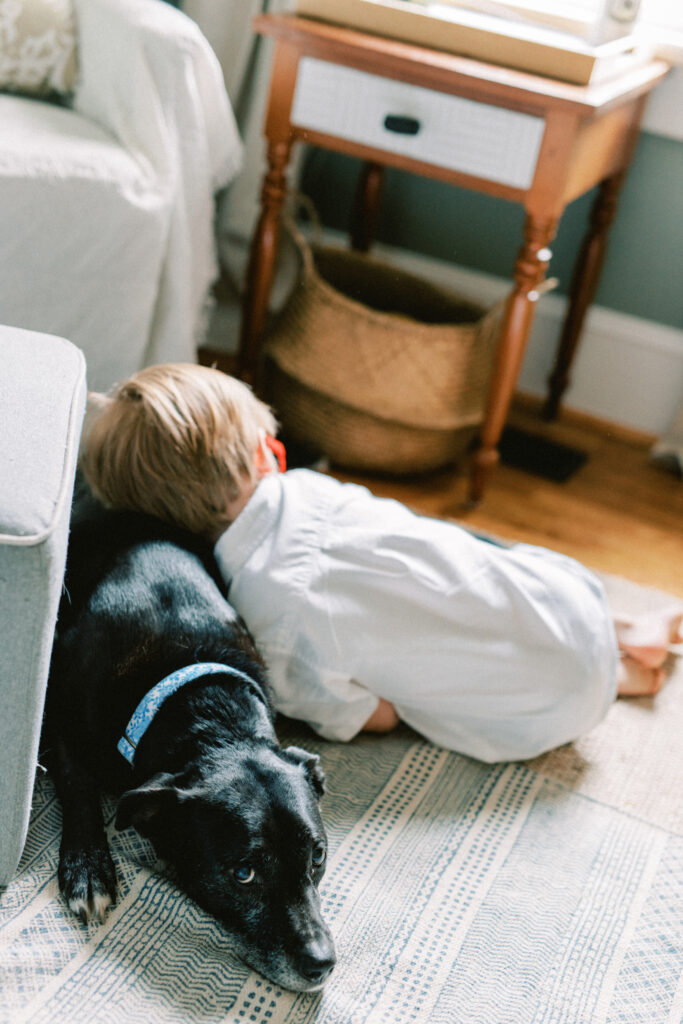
[302,131,683,330]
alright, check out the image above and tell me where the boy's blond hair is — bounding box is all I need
[81,363,277,537]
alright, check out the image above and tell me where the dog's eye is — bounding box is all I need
[233,865,255,885]
[311,843,327,868]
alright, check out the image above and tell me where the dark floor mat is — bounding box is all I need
[499,426,588,482]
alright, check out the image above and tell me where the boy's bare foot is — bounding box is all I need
[614,608,683,669]
[617,656,666,698]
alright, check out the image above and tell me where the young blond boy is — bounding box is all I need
[82,364,681,762]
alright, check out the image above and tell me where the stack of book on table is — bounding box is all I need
[295,0,652,85]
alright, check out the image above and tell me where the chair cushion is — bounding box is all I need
[0,91,148,185]
[0,0,77,98]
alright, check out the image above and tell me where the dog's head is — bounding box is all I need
[116,743,335,992]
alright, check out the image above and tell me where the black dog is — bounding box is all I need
[42,500,335,992]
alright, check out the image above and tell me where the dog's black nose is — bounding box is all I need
[298,941,336,985]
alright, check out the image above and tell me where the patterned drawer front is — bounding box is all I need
[291,57,545,190]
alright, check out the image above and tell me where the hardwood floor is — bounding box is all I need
[329,396,683,597]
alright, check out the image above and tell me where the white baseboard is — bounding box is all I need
[363,238,683,437]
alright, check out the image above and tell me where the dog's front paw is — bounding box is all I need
[59,847,117,925]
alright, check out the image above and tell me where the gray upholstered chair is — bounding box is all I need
[0,326,86,885]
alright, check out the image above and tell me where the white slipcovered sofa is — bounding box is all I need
[0,0,242,391]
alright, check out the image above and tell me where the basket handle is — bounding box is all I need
[282,191,324,279]
[289,191,324,241]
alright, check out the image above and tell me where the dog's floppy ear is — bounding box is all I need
[283,746,326,797]
[115,771,189,835]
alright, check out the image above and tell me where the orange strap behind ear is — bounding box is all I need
[265,435,287,473]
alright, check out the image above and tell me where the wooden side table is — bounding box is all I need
[239,13,668,502]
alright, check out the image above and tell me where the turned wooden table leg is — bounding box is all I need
[469,214,558,504]
[543,171,625,420]
[351,161,385,252]
[238,139,292,387]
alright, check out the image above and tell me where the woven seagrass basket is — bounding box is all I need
[264,223,504,474]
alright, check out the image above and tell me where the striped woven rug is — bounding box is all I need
[2,575,682,1024]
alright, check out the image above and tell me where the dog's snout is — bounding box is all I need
[298,938,336,986]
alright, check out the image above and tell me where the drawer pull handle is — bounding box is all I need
[383,114,421,136]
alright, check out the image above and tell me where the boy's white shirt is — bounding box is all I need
[213,469,618,762]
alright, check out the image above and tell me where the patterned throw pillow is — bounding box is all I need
[0,0,77,97]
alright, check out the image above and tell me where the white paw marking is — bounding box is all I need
[68,891,112,924]
[68,897,91,922]
[92,892,113,923]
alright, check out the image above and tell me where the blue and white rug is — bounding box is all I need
[2,577,682,1024]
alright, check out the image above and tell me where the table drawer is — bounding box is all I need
[291,57,545,189]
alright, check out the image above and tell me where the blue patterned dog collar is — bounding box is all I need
[117,662,255,765]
